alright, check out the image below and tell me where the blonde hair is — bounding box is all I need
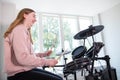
[4,8,35,43]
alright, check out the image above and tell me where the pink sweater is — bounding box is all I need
[4,24,47,76]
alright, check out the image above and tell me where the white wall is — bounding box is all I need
[0,1,16,79]
[0,2,4,79]
[99,3,120,79]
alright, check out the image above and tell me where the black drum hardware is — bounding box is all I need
[63,25,117,80]
[72,46,87,60]
[63,57,91,74]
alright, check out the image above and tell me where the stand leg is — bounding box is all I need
[105,55,112,80]
[74,71,77,80]
[65,76,68,80]
[94,55,113,80]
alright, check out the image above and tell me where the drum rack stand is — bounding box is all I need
[90,55,112,80]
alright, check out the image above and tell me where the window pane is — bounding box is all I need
[79,17,92,30]
[31,13,40,53]
[62,16,79,63]
[42,15,62,59]
[79,17,93,49]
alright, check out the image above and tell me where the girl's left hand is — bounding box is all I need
[46,50,52,56]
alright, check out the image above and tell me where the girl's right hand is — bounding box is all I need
[47,59,58,67]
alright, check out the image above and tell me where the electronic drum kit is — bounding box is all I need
[62,25,114,80]
[43,25,114,80]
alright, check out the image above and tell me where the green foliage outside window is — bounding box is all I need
[42,16,60,58]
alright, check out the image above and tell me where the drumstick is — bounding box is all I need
[49,44,55,51]
[48,51,66,68]
[49,50,71,69]
[56,54,63,60]
[56,50,66,60]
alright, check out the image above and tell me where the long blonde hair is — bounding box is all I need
[4,8,35,43]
